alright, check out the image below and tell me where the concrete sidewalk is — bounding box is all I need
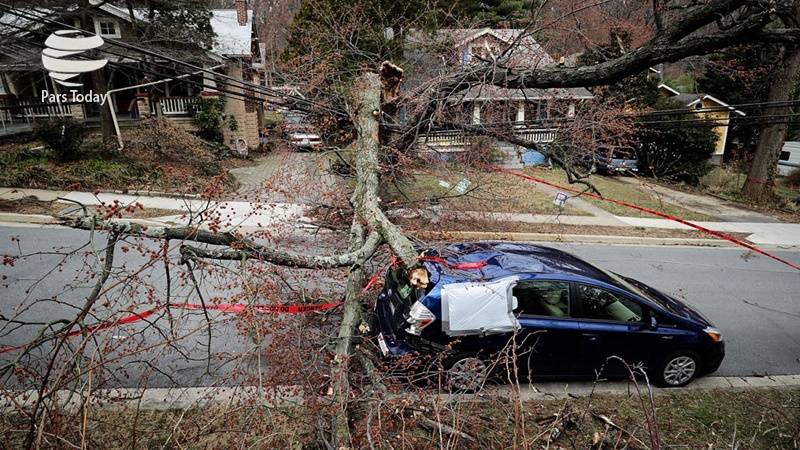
[2,153,800,247]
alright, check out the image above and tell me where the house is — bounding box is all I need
[0,1,260,148]
[407,28,593,151]
[658,84,745,164]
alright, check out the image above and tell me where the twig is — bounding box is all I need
[417,416,476,443]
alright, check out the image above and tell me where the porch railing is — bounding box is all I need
[422,127,558,149]
[423,130,471,148]
[514,127,557,143]
[10,99,72,119]
[157,96,194,116]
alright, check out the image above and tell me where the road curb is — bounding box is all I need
[0,212,62,225]
[413,230,743,248]
[0,214,747,248]
[0,213,778,249]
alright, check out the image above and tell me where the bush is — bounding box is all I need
[457,136,505,167]
[785,167,800,187]
[123,117,217,170]
[635,98,718,184]
[189,96,227,143]
[32,117,87,162]
[698,166,743,195]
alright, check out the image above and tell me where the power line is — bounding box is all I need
[0,3,349,117]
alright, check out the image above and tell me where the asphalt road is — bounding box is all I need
[546,242,800,378]
[1,225,798,388]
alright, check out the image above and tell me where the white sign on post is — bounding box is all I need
[553,192,569,207]
[454,178,471,194]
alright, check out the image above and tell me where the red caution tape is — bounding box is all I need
[420,256,488,270]
[489,165,800,272]
[0,301,345,355]
[746,178,800,192]
[170,301,343,314]
[0,307,164,355]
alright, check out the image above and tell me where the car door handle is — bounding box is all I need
[582,333,600,341]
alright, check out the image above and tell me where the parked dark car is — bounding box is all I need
[376,242,724,392]
[582,145,639,174]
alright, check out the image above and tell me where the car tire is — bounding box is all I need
[652,350,700,387]
[442,352,489,393]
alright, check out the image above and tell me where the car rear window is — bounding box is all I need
[611,148,636,160]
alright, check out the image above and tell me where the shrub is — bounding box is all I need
[785,167,800,187]
[189,96,227,143]
[635,98,718,184]
[32,117,87,162]
[698,166,743,195]
[123,117,217,170]
[457,136,505,168]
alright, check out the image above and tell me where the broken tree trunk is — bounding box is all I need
[329,69,420,447]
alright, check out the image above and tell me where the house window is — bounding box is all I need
[94,19,120,38]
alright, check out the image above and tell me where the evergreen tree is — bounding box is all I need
[635,98,718,183]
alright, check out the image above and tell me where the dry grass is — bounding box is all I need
[521,168,720,221]
[2,387,796,449]
[383,168,588,216]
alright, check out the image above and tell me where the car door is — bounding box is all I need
[512,280,582,378]
[575,282,664,377]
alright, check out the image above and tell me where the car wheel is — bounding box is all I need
[653,350,700,387]
[442,352,488,393]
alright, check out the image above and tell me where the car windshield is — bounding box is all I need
[581,259,677,312]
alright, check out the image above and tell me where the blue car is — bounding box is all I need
[376,242,724,391]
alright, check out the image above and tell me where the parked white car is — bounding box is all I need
[287,126,323,150]
[777,141,800,176]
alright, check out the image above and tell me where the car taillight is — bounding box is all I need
[704,326,722,342]
[406,302,436,335]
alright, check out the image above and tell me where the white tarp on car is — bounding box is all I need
[441,276,520,336]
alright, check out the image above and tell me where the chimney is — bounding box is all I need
[235,0,247,26]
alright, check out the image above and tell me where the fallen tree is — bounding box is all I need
[3,1,800,447]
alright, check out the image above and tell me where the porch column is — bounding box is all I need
[68,92,85,120]
[0,95,10,122]
[134,93,151,118]
[472,102,481,125]
[516,102,525,123]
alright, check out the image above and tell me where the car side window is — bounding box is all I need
[513,281,571,318]
[578,284,643,322]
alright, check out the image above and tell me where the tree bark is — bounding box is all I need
[328,69,420,448]
[91,68,116,144]
[741,43,800,201]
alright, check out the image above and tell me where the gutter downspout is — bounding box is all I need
[108,64,224,149]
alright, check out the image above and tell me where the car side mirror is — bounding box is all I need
[649,316,658,330]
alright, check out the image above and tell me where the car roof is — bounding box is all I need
[426,242,616,284]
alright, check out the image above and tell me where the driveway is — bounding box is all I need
[227,150,338,204]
